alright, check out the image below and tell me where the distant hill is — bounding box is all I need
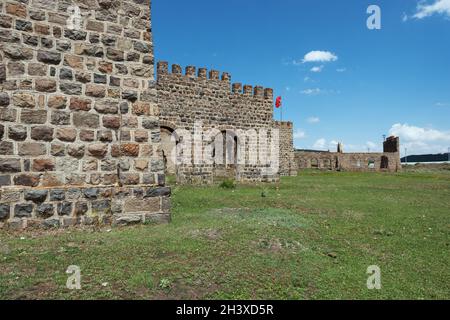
[402,153,450,163]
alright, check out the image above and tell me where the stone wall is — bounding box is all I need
[0,0,171,229]
[275,121,296,176]
[156,61,279,184]
[294,137,402,173]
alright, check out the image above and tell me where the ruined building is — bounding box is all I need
[295,136,402,172]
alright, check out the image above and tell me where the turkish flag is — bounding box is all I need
[275,96,282,108]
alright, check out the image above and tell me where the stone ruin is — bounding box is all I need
[295,136,402,172]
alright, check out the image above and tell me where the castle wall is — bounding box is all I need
[0,0,171,229]
[294,137,402,173]
[275,121,297,176]
[157,61,279,184]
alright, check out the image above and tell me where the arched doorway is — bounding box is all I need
[160,126,178,175]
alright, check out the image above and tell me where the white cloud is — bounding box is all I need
[294,129,307,140]
[307,117,320,124]
[313,138,327,149]
[366,141,378,149]
[336,68,346,73]
[412,0,450,19]
[389,123,450,154]
[310,65,324,73]
[301,51,338,63]
[301,88,322,95]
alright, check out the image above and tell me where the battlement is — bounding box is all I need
[157,61,273,100]
[275,121,293,129]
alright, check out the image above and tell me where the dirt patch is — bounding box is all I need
[189,228,223,241]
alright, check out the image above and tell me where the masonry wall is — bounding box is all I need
[0,0,171,229]
[156,61,279,184]
[275,121,297,176]
[294,137,402,173]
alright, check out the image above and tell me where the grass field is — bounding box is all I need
[0,170,449,300]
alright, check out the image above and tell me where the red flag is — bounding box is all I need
[275,96,282,108]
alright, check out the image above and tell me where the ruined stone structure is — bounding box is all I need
[0,0,171,229]
[275,121,297,176]
[295,136,402,172]
[156,62,291,184]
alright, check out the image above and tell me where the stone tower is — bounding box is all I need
[0,0,171,229]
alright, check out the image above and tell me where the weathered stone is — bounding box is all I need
[7,62,25,76]
[50,189,65,201]
[60,83,82,95]
[3,45,33,60]
[80,130,95,142]
[94,73,107,84]
[32,158,55,172]
[15,204,33,218]
[13,93,35,108]
[102,116,121,129]
[20,110,47,124]
[133,41,150,53]
[56,128,77,142]
[18,142,46,156]
[34,23,50,35]
[83,188,99,199]
[0,204,10,220]
[74,202,89,216]
[92,200,111,214]
[28,63,48,76]
[48,96,67,109]
[88,144,108,158]
[98,61,113,74]
[64,29,87,40]
[0,159,21,173]
[106,48,124,61]
[86,20,105,32]
[23,34,39,46]
[0,93,10,107]
[59,68,73,80]
[73,112,100,128]
[16,19,32,31]
[94,100,118,114]
[64,54,83,69]
[86,84,106,98]
[11,171,38,187]
[35,79,57,92]
[31,126,54,141]
[51,143,66,156]
[69,98,92,111]
[145,187,171,198]
[36,203,54,218]
[122,90,138,102]
[113,214,142,226]
[24,190,48,203]
[37,50,62,64]
[51,111,70,125]
[98,130,113,142]
[8,126,27,141]
[0,141,14,155]
[57,202,73,216]
[75,71,92,83]
[0,124,4,140]
[42,217,60,228]
[68,145,86,158]
[74,44,104,57]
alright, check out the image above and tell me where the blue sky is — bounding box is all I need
[153,0,450,156]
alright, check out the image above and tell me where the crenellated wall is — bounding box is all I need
[0,0,171,229]
[156,61,280,184]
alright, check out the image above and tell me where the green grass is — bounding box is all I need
[0,171,449,300]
